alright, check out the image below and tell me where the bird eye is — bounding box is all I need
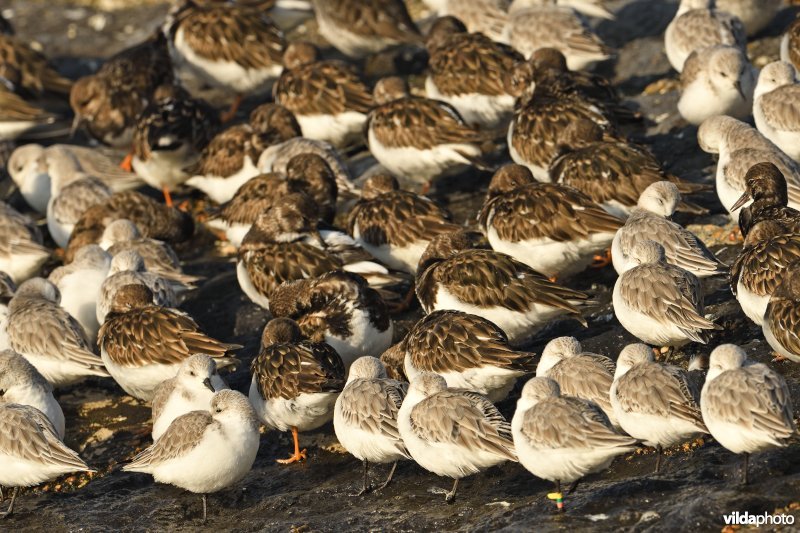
[0,389,5,396]
[719,72,727,77]
[215,407,222,413]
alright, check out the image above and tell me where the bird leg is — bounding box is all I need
[429,478,459,503]
[0,487,19,519]
[119,152,133,172]
[201,494,207,524]
[567,479,580,495]
[356,460,372,496]
[741,453,749,486]
[220,95,243,123]
[654,444,663,473]
[377,461,399,491]
[590,248,612,268]
[276,426,307,464]
[548,480,565,513]
[162,186,174,208]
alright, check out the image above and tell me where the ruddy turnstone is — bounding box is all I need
[100,219,201,292]
[763,268,800,362]
[7,278,108,387]
[416,230,591,346]
[507,0,613,70]
[269,270,394,370]
[65,190,195,262]
[422,0,511,43]
[780,16,800,73]
[678,45,755,126]
[47,245,110,343]
[612,181,726,277]
[716,0,781,36]
[551,120,710,218]
[397,372,517,502]
[0,404,93,518]
[163,0,285,116]
[0,84,56,141]
[96,250,179,324]
[237,195,407,309]
[0,34,72,96]
[347,173,459,274]
[273,41,372,148]
[730,221,800,325]
[0,272,15,350]
[479,164,623,279]
[123,390,260,523]
[151,354,230,441]
[309,0,423,59]
[247,101,302,147]
[248,317,346,464]
[698,115,800,218]
[613,241,720,349]
[536,336,617,426]
[0,349,64,439]
[46,175,112,249]
[399,310,536,402]
[333,356,409,494]
[131,91,220,206]
[731,162,800,237]
[512,377,637,511]
[70,32,173,148]
[98,283,240,401]
[753,61,800,162]
[366,76,494,189]
[0,201,49,283]
[424,16,522,129]
[701,344,796,484]
[610,343,707,472]
[664,0,746,72]
[508,85,615,182]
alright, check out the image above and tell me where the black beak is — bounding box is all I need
[70,115,83,139]
[203,378,214,392]
[734,79,745,100]
[730,190,752,212]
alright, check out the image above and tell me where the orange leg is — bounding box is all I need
[548,276,558,283]
[771,352,788,363]
[590,248,612,268]
[276,426,307,464]
[220,95,243,123]
[119,152,133,172]
[162,186,174,208]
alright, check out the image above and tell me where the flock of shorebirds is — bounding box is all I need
[1,0,800,524]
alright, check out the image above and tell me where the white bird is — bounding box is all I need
[536,336,617,426]
[123,390,260,523]
[46,174,111,249]
[7,278,108,387]
[664,0,746,73]
[512,377,637,511]
[0,349,64,439]
[753,61,800,162]
[678,45,755,126]
[0,202,50,284]
[48,244,111,343]
[333,356,410,494]
[151,354,230,441]
[397,372,517,502]
[701,344,797,484]
[610,343,708,472]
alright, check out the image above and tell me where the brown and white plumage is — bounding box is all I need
[479,164,623,278]
[0,201,49,283]
[310,0,422,59]
[98,284,240,400]
[0,84,56,141]
[753,61,800,162]
[0,34,72,96]
[399,310,536,402]
[416,230,591,345]
[347,174,460,274]
[763,268,800,362]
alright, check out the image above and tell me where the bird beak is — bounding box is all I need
[70,114,83,139]
[734,79,745,100]
[203,378,214,392]
[730,190,752,211]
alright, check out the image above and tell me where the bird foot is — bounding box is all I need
[119,153,133,172]
[771,352,789,363]
[428,486,456,502]
[276,449,307,464]
[354,485,373,497]
[590,249,612,269]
